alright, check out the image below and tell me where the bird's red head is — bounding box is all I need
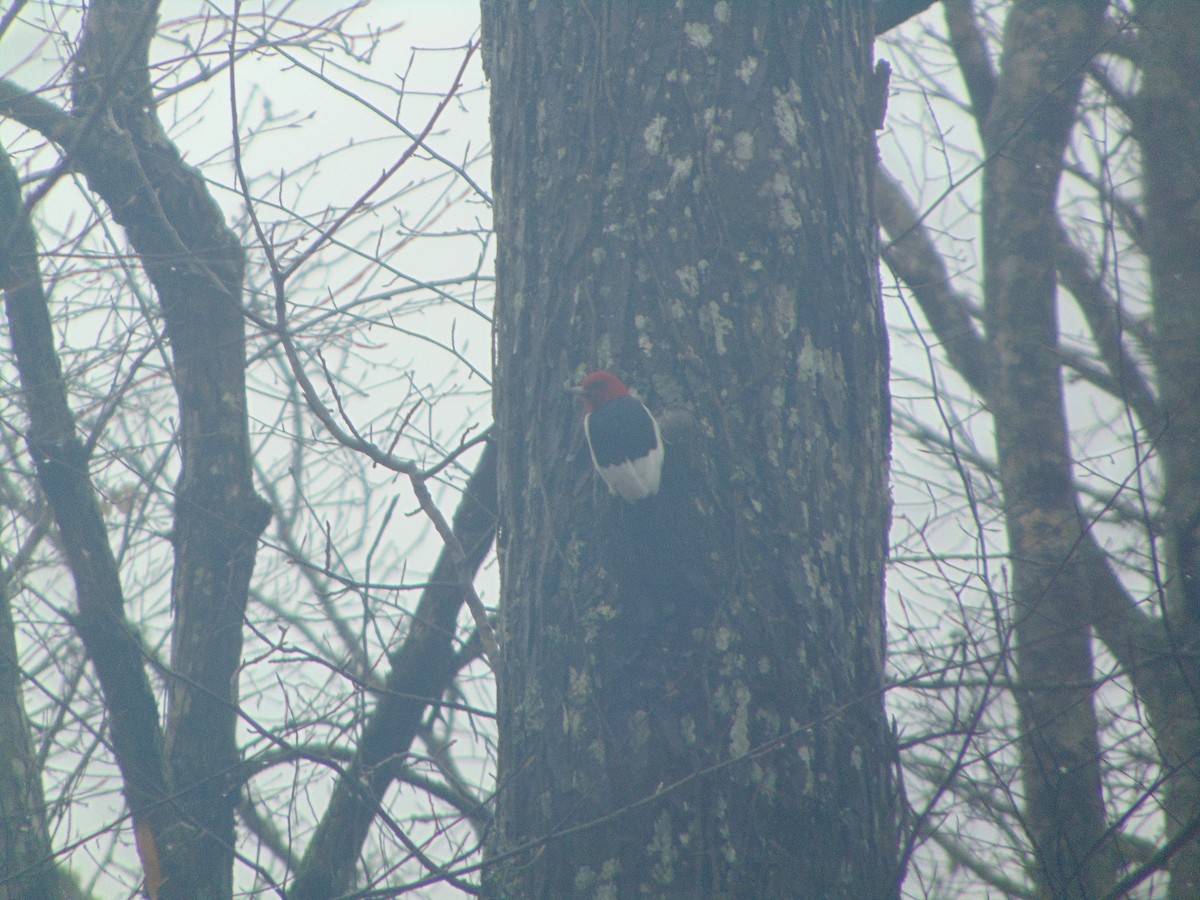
[576,370,631,414]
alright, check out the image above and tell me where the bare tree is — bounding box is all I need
[3,2,494,897]
[880,1,1200,896]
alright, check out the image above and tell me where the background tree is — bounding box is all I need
[2,3,496,897]
[881,1,1200,897]
[481,1,896,896]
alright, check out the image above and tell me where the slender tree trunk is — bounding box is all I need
[981,3,1118,896]
[1136,2,1200,894]
[69,6,273,896]
[0,138,65,900]
[0,555,61,900]
[0,597,60,900]
[482,2,896,896]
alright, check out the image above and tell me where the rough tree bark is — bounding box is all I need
[482,2,896,897]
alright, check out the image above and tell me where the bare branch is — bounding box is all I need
[874,0,941,36]
[289,439,496,899]
[878,164,993,394]
[943,0,996,124]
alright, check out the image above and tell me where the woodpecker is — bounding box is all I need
[572,371,664,502]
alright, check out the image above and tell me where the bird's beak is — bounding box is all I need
[566,383,585,396]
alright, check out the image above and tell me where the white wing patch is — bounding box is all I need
[591,423,663,502]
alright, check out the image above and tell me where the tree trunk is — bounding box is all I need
[0,138,65,900]
[980,2,1118,896]
[0,573,61,900]
[1137,2,1200,894]
[482,2,896,896]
